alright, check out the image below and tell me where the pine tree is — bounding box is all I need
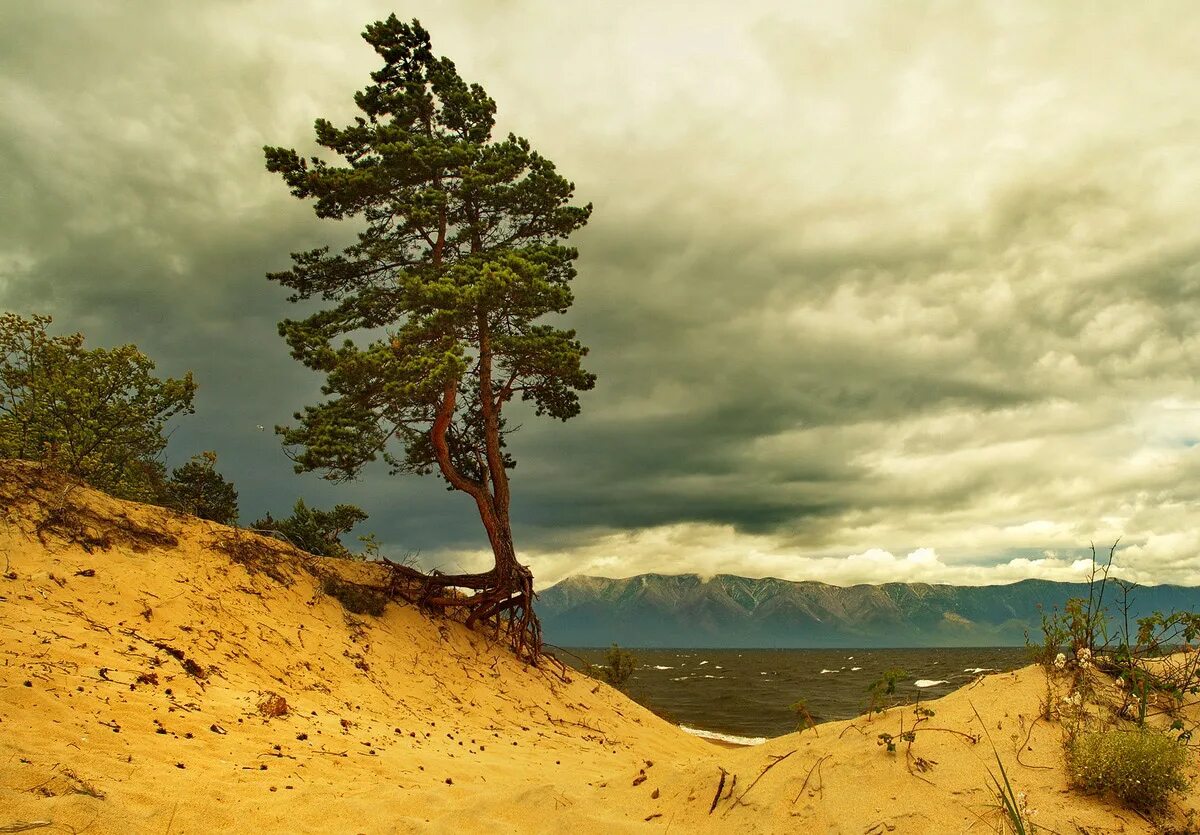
[264,16,593,658]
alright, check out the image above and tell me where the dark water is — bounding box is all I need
[563,647,1029,742]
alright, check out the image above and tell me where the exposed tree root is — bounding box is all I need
[381,558,544,664]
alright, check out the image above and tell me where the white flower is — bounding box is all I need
[1078,647,1092,662]
[1079,658,1092,671]
[1061,691,1082,707]
[1054,653,1067,670]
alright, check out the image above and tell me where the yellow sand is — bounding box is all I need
[1,461,1196,833]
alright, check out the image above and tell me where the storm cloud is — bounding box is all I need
[4,2,1200,586]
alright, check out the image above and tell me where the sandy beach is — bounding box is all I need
[2,462,1197,833]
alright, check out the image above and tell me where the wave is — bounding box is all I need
[651,665,675,670]
[963,667,996,674]
[819,668,838,674]
[680,725,766,746]
[914,679,949,688]
[850,666,862,671]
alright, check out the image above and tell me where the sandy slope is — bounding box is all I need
[1,461,1196,833]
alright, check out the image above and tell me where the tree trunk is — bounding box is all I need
[392,375,541,661]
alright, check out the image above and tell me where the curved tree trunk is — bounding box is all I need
[385,375,542,662]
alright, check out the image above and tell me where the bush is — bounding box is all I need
[601,644,637,689]
[253,499,368,558]
[0,313,196,501]
[321,576,387,616]
[1068,728,1191,811]
[165,451,238,524]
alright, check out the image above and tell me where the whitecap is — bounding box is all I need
[850,667,862,671]
[670,676,690,681]
[914,679,949,688]
[703,674,716,678]
[714,665,723,669]
[820,669,838,674]
[680,725,766,746]
[963,667,995,674]
[652,665,675,670]
[699,660,709,666]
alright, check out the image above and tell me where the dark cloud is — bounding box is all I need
[4,2,1200,586]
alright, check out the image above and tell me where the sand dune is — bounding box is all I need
[1,461,1196,833]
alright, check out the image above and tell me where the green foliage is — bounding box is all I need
[253,499,369,558]
[988,752,1031,835]
[321,576,388,616]
[0,313,196,501]
[867,667,907,714]
[1068,729,1190,812]
[601,644,636,689]
[165,451,239,524]
[263,16,594,491]
[1029,604,1070,667]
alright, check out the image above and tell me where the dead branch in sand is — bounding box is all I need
[723,750,796,814]
[708,767,728,814]
[791,754,832,805]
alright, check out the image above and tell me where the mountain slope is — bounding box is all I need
[538,573,1200,647]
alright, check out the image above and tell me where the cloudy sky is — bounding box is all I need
[4,2,1200,587]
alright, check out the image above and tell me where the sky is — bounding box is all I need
[3,2,1200,587]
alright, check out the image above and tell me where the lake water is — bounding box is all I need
[561,646,1030,743]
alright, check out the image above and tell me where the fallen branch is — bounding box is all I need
[708,768,728,814]
[724,750,796,814]
[791,754,831,805]
[0,823,52,833]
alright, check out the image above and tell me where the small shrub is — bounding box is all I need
[253,500,368,558]
[163,451,239,524]
[867,667,906,714]
[789,698,818,735]
[1068,728,1190,812]
[322,576,387,616]
[601,644,637,689]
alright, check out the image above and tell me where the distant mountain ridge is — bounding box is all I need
[537,573,1200,648]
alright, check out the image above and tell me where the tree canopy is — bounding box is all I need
[166,451,239,525]
[264,16,594,658]
[252,499,369,559]
[0,312,196,502]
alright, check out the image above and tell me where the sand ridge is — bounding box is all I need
[1,461,1196,833]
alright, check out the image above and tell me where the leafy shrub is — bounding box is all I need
[253,499,368,558]
[0,312,196,501]
[601,643,636,689]
[165,451,238,524]
[322,576,387,616]
[1068,728,1190,811]
[867,667,907,713]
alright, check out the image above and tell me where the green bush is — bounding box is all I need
[253,499,368,558]
[601,644,637,689]
[1068,728,1191,811]
[0,313,196,502]
[321,576,387,616]
[165,451,239,524]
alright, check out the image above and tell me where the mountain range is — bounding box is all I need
[537,573,1200,648]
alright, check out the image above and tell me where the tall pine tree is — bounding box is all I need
[264,16,593,658]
